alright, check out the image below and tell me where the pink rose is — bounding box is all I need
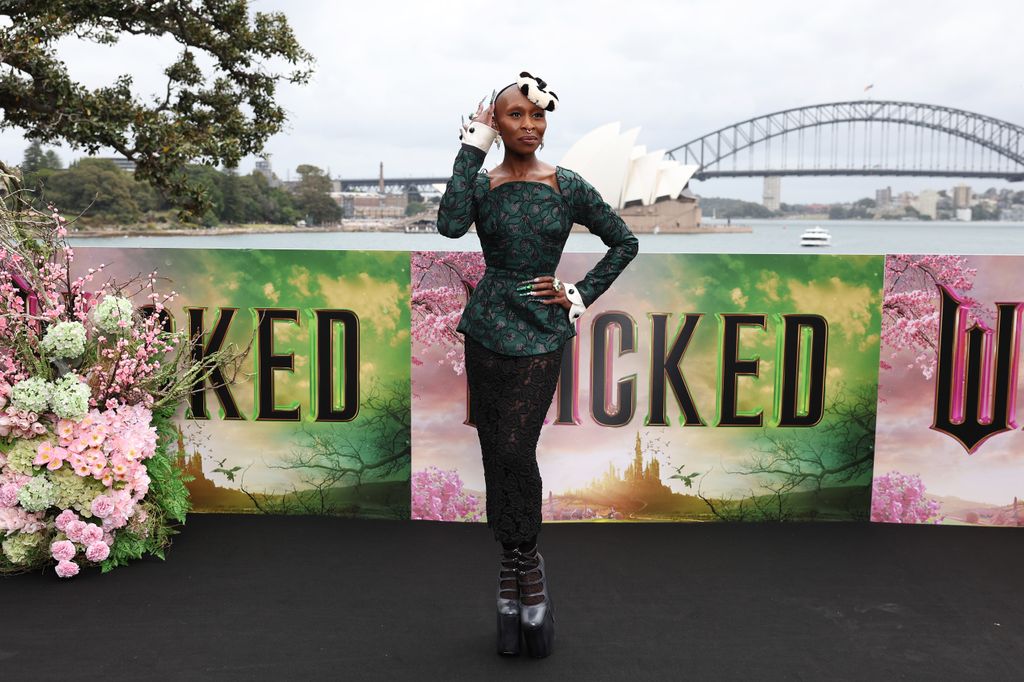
[85,541,110,562]
[90,495,115,519]
[65,519,87,543]
[55,509,79,531]
[50,539,76,562]
[54,559,80,578]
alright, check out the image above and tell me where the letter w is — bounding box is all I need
[931,284,1022,454]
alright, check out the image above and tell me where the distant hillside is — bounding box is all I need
[697,196,779,219]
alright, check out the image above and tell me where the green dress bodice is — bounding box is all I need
[438,143,639,356]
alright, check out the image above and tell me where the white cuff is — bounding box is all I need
[459,120,499,153]
[565,281,586,323]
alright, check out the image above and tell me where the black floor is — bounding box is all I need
[2,515,1022,681]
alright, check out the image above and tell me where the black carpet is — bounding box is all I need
[2,515,1021,681]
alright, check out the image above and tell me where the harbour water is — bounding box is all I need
[68,219,1024,255]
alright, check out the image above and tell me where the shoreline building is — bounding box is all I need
[763,176,781,212]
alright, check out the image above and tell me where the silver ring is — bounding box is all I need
[553,277,562,292]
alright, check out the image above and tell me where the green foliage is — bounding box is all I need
[0,1,314,218]
[98,405,191,573]
[147,405,194,524]
[294,164,341,225]
[405,201,428,217]
[24,143,301,226]
[100,529,148,573]
[698,196,779,219]
[21,141,47,174]
[40,158,145,224]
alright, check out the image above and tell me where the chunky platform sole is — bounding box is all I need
[497,610,522,655]
[522,598,555,658]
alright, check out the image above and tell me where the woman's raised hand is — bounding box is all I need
[469,92,496,127]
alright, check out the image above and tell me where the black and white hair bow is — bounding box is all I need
[516,71,558,112]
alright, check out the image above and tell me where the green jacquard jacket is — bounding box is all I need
[437,143,639,356]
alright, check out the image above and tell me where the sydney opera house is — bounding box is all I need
[558,122,703,232]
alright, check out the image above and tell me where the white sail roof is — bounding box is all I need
[558,123,694,209]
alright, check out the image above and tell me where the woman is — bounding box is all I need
[436,71,639,658]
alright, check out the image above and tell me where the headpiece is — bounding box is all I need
[497,71,559,112]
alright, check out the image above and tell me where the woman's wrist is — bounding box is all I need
[564,282,586,322]
[460,118,499,153]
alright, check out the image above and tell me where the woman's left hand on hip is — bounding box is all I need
[517,275,570,311]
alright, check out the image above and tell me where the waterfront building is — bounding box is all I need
[913,190,939,219]
[558,122,702,231]
[763,176,781,212]
[953,184,972,209]
[875,186,892,209]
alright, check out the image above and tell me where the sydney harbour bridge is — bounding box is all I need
[339,100,1024,192]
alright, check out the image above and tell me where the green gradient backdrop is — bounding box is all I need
[74,247,411,517]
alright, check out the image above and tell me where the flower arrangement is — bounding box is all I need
[0,170,246,578]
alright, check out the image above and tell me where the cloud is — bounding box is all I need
[786,276,875,338]
[263,282,280,304]
[756,272,782,302]
[288,266,313,297]
[315,271,403,337]
[5,1,1022,204]
[730,287,748,309]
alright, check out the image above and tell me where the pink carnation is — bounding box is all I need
[55,509,79,531]
[55,559,80,578]
[85,541,110,562]
[50,539,76,562]
[81,523,103,545]
[65,519,87,543]
[90,495,115,519]
[0,482,18,508]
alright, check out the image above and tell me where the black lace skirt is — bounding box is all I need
[463,334,566,544]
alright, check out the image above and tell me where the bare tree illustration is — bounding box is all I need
[697,382,877,521]
[239,375,411,517]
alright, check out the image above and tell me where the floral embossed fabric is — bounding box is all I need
[438,143,639,356]
[464,334,565,544]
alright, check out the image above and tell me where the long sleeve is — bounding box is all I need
[436,144,485,238]
[570,175,640,307]
[437,118,498,238]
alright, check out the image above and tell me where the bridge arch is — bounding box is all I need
[666,101,1024,181]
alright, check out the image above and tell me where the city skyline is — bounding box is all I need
[2,0,1022,203]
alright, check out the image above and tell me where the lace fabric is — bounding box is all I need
[464,334,565,546]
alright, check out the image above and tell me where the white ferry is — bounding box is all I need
[799,225,832,247]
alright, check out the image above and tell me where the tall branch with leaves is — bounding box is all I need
[0,0,313,218]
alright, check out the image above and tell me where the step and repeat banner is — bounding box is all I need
[69,247,1023,527]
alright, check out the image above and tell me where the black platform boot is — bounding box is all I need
[496,547,522,655]
[516,543,554,658]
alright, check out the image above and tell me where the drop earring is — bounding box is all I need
[539,141,544,150]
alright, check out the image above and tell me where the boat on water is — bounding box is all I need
[799,225,832,247]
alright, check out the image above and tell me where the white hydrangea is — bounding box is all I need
[40,321,88,359]
[92,295,135,334]
[10,377,52,414]
[49,373,91,421]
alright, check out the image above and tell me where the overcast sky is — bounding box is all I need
[2,0,1022,203]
